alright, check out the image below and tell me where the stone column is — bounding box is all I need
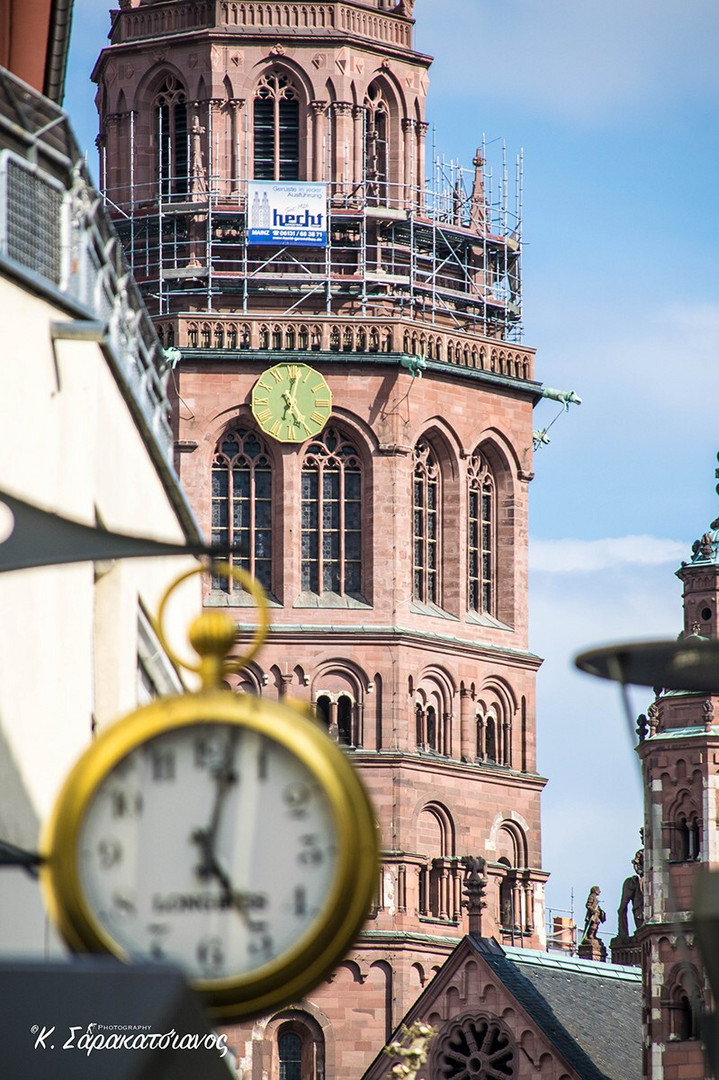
[356,699,365,748]
[523,881,534,932]
[310,100,327,182]
[401,117,415,209]
[328,698,338,739]
[512,882,522,930]
[418,864,429,916]
[332,102,353,201]
[353,105,365,195]
[398,864,407,913]
[452,864,461,921]
[436,859,449,919]
[416,120,429,212]
[503,719,511,766]
[227,98,245,193]
[459,686,473,762]
[476,716,484,760]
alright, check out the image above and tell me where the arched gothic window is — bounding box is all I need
[499,858,514,930]
[313,693,357,747]
[275,1016,325,1080]
[468,451,495,615]
[301,428,362,596]
[364,82,389,203]
[212,429,272,593]
[278,1031,302,1080]
[417,803,457,921]
[337,695,353,746]
[155,75,188,197]
[662,967,701,1042]
[674,813,701,861]
[485,715,497,762]
[254,70,300,180]
[413,440,440,605]
[315,694,331,731]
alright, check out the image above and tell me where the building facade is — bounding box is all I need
[92,0,548,1074]
[635,521,719,1080]
[0,58,203,956]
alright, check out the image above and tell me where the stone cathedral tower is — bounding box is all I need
[636,511,719,1080]
[93,0,547,1074]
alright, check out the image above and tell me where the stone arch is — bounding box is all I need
[251,55,318,109]
[227,660,264,695]
[311,659,369,747]
[666,788,701,861]
[130,61,188,114]
[263,1002,334,1080]
[476,679,516,766]
[414,665,456,756]
[661,963,702,1041]
[415,801,458,921]
[414,418,463,481]
[417,801,455,858]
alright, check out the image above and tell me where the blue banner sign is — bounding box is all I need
[247,181,327,247]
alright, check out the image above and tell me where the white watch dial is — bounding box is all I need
[77,725,338,982]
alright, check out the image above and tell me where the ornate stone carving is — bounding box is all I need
[461,855,487,935]
[703,698,715,731]
[431,1013,515,1079]
[617,849,644,937]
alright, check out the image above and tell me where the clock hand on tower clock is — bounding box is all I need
[281,391,306,424]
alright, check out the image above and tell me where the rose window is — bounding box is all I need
[431,1013,515,1079]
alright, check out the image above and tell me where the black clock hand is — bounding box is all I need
[192,734,267,926]
[193,730,238,881]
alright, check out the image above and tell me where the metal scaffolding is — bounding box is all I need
[102,127,523,343]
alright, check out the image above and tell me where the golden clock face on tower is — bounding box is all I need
[251,363,332,443]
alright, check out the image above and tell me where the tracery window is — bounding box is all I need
[301,428,362,596]
[254,70,300,180]
[413,441,440,605]
[468,452,495,615]
[155,75,188,197]
[211,429,272,593]
[364,82,389,202]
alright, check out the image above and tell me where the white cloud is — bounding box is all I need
[530,535,687,573]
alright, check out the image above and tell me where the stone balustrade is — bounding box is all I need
[156,313,535,381]
[115,1,412,48]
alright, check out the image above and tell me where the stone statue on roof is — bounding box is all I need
[618,849,644,938]
[581,885,606,942]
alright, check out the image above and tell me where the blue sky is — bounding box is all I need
[64,0,719,939]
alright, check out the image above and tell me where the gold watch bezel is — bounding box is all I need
[39,691,378,1021]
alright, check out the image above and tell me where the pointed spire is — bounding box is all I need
[469,149,486,232]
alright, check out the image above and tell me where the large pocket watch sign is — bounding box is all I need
[40,566,378,1021]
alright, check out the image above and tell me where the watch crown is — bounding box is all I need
[189,610,237,688]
